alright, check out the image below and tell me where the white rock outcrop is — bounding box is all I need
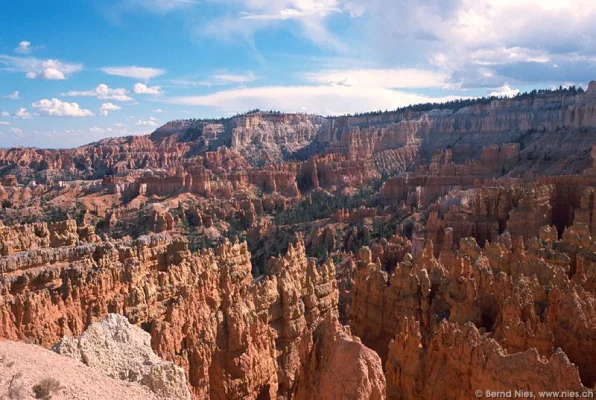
[53,314,190,400]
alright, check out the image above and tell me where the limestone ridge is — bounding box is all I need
[3,84,596,179]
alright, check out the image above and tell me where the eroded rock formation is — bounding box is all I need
[0,222,384,399]
[4,84,596,399]
[350,223,596,398]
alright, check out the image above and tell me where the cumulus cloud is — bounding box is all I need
[0,55,82,80]
[62,84,133,101]
[101,66,166,80]
[13,41,42,54]
[1,112,9,117]
[0,121,9,126]
[32,98,94,117]
[15,41,32,54]
[152,108,163,113]
[99,103,122,116]
[168,85,468,116]
[136,117,159,127]
[133,83,163,95]
[13,108,33,119]
[489,85,520,98]
[343,0,596,88]
[194,0,596,90]
[2,91,19,100]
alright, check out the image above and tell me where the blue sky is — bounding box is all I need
[1,0,596,148]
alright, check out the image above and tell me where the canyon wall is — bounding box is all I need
[350,223,596,398]
[0,222,384,399]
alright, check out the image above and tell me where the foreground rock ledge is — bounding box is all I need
[53,313,191,400]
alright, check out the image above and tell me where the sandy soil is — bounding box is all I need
[0,340,160,400]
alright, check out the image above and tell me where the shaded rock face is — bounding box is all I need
[150,239,341,399]
[53,314,190,400]
[385,320,589,400]
[349,222,596,398]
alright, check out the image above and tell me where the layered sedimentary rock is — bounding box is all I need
[385,320,589,399]
[5,84,596,399]
[0,222,384,399]
[350,222,596,398]
[4,84,596,185]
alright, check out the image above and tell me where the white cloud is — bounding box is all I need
[168,85,468,116]
[0,126,151,148]
[198,0,354,51]
[152,108,163,113]
[303,68,449,89]
[200,0,594,90]
[133,83,163,95]
[32,98,95,117]
[99,103,122,116]
[468,47,551,66]
[211,72,257,84]
[489,85,520,98]
[343,0,596,88]
[13,108,33,119]
[89,127,105,133]
[136,117,159,127]
[116,0,199,13]
[1,112,9,117]
[0,55,82,80]
[240,1,342,21]
[0,121,9,126]
[9,127,24,136]
[2,91,19,100]
[171,72,257,87]
[62,84,133,101]
[101,66,166,80]
[13,41,42,54]
[15,41,32,54]
[40,68,65,80]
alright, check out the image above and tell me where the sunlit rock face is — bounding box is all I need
[0,226,385,399]
[3,86,596,399]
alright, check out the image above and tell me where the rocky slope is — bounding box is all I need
[3,83,596,399]
[0,221,384,399]
[54,314,190,400]
[0,313,191,400]
[3,83,596,183]
[0,340,163,400]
